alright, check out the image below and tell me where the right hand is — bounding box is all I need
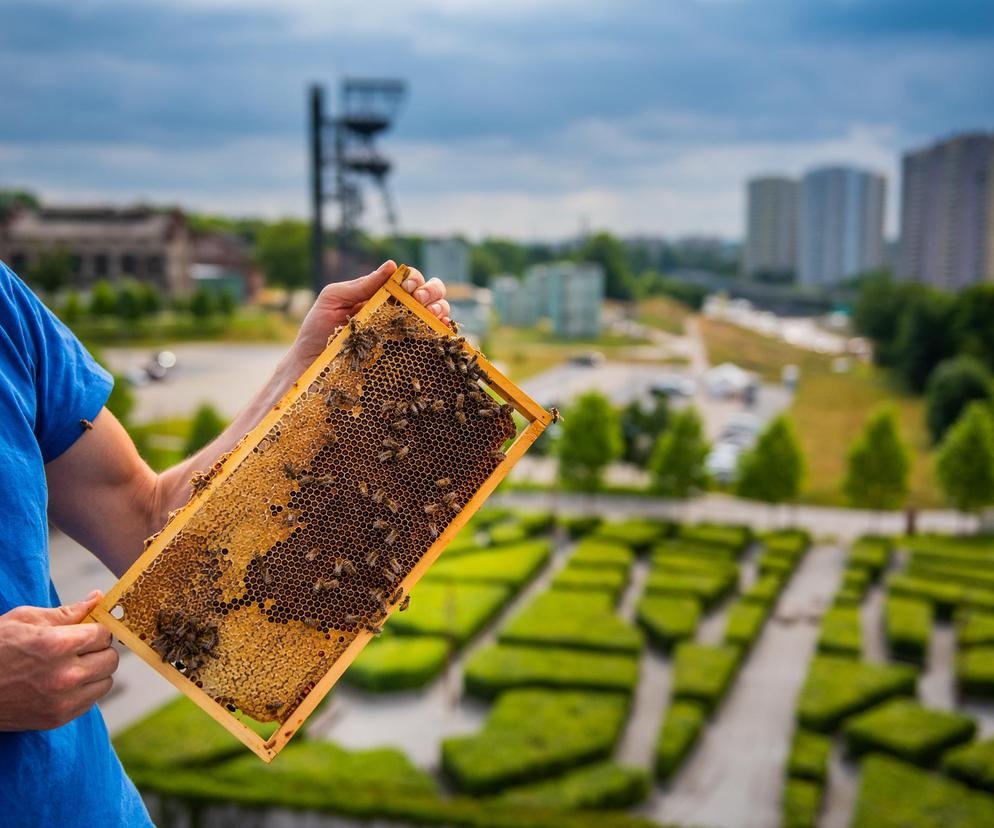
[0,591,119,731]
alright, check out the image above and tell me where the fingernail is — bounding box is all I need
[415,289,428,302]
[379,260,392,270]
[430,302,442,315]
[402,279,417,292]
[87,590,101,600]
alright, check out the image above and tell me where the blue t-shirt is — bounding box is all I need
[0,262,152,827]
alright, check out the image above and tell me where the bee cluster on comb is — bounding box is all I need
[90,266,550,761]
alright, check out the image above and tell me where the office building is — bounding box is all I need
[524,262,605,338]
[743,177,798,280]
[421,237,470,284]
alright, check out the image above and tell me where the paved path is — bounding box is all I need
[646,545,846,828]
[821,743,859,828]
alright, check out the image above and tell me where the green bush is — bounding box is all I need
[957,608,994,648]
[497,761,649,810]
[783,777,823,828]
[592,519,669,551]
[678,523,753,555]
[844,698,976,765]
[817,606,862,658]
[648,549,739,577]
[561,515,602,538]
[346,636,450,691]
[644,566,735,608]
[517,511,556,535]
[888,574,994,618]
[908,559,994,592]
[185,402,226,455]
[441,690,629,794]
[906,536,994,568]
[787,729,832,783]
[671,643,741,711]
[488,521,530,546]
[848,536,892,577]
[570,538,635,570]
[390,582,512,644]
[757,551,796,577]
[425,540,551,588]
[742,572,785,605]
[655,699,707,780]
[464,644,639,699]
[943,738,994,795]
[851,754,994,828]
[796,656,918,732]
[636,595,701,650]
[884,595,932,663]
[651,537,738,562]
[760,529,810,560]
[958,646,994,699]
[551,566,629,602]
[723,600,770,650]
[500,591,643,654]
[842,565,872,598]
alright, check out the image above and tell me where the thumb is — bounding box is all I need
[326,260,397,305]
[36,591,103,626]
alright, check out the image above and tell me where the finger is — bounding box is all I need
[412,277,446,307]
[35,592,103,627]
[401,268,425,294]
[428,298,450,319]
[324,261,397,305]
[66,676,114,717]
[77,646,120,683]
[57,621,113,656]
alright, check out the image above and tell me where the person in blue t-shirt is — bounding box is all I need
[0,259,449,827]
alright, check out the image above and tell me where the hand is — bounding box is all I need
[0,592,119,731]
[290,261,450,368]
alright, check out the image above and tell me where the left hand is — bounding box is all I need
[290,261,449,366]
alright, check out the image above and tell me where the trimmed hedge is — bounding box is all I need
[848,536,892,578]
[852,754,994,828]
[651,537,738,562]
[758,552,795,577]
[844,698,976,766]
[636,595,701,650]
[648,549,739,577]
[488,521,531,546]
[551,566,629,602]
[561,515,602,538]
[783,777,823,828]
[817,606,862,658]
[671,643,742,711]
[678,522,753,555]
[723,600,770,650]
[761,529,810,559]
[441,689,629,794]
[655,699,708,780]
[908,559,994,593]
[569,538,635,570]
[958,646,994,700]
[644,567,735,608]
[426,540,551,588]
[497,761,650,810]
[842,565,872,599]
[796,656,918,732]
[464,644,639,699]
[943,739,994,795]
[390,582,512,644]
[500,591,644,654]
[884,595,932,663]
[592,519,669,551]
[903,534,994,566]
[888,574,994,618]
[957,608,994,649]
[742,572,785,606]
[787,729,832,783]
[346,636,450,691]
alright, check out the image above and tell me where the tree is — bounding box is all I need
[621,395,670,467]
[88,280,117,316]
[115,279,145,322]
[217,288,237,316]
[575,232,633,300]
[189,286,217,319]
[61,289,84,324]
[952,284,994,372]
[29,248,72,297]
[139,283,162,316]
[649,408,709,498]
[852,270,909,366]
[0,188,39,221]
[925,355,994,444]
[936,403,994,515]
[557,392,622,492]
[255,219,310,289]
[892,289,957,392]
[185,403,227,456]
[736,415,804,504]
[469,245,501,287]
[843,406,910,510]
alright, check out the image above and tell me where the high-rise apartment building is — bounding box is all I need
[898,133,994,290]
[797,166,886,286]
[743,176,798,280]
[421,237,470,283]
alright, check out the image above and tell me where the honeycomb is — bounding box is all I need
[91,266,550,760]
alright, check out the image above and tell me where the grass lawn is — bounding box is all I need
[698,317,936,507]
[635,297,691,336]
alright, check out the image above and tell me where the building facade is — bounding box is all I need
[523,261,605,338]
[0,206,192,295]
[421,237,470,284]
[898,132,994,290]
[797,166,886,287]
[743,176,798,280]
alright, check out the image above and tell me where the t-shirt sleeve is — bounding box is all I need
[2,264,114,463]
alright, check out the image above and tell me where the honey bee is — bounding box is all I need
[399,595,411,612]
[302,616,321,630]
[80,418,94,431]
[338,318,381,370]
[436,477,452,488]
[390,587,404,604]
[424,502,440,515]
[389,313,418,339]
[305,547,322,562]
[265,700,285,713]
[372,518,390,531]
[395,445,410,460]
[391,418,409,432]
[385,498,400,514]
[358,480,369,497]
[551,407,563,424]
[382,568,398,584]
[445,357,456,373]
[411,379,421,393]
[366,624,383,636]
[371,489,386,505]
[325,388,356,409]
[365,549,380,566]
[380,399,397,415]
[384,528,399,546]
[190,470,211,495]
[377,449,394,463]
[427,522,440,540]
[431,399,446,413]
[252,552,273,586]
[283,462,301,479]
[447,319,461,334]
[500,403,514,416]
[283,512,299,527]
[442,490,459,505]
[455,410,467,425]
[344,613,359,625]
[478,407,496,418]
[492,449,507,462]
[382,436,401,449]
[313,577,338,593]
[388,557,403,575]
[321,429,339,446]
[468,390,483,403]
[455,393,465,411]
[298,474,315,487]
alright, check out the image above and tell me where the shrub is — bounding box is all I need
[841,566,872,599]
[346,636,450,691]
[570,538,634,570]
[464,644,639,699]
[425,541,551,588]
[497,761,650,810]
[723,600,770,650]
[655,700,707,780]
[185,403,226,455]
[644,567,735,608]
[500,591,644,654]
[648,549,739,578]
[652,537,738,562]
[925,355,994,444]
[592,519,669,551]
[887,574,967,618]
[671,643,742,711]
[390,582,512,644]
[844,698,976,765]
[817,606,862,658]
[958,646,994,700]
[851,754,994,828]
[678,523,753,555]
[943,738,994,795]
[561,515,602,538]
[787,729,832,783]
[636,595,701,650]
[760,529,810,559]
[848,536,892,578]
[551,566,629,603]
[905,535,994,567]
[884,595,932,663]
[783,777,823,828]
[758,552,795,577]
[957,608,994,649]
[907,559,994,592]
[488,522,530,546]
[796,656,918,732]
[441,690,629,794]
[742,572,785,605]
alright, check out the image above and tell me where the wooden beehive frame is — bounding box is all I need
[88,265,551,761]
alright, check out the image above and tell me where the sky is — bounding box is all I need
[0,0,992,240]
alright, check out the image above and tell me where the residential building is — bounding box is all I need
[743,176,798,280]
[525,261,605,338]
[898,132,994,289]
[421,237,470,284]
[797,166,886,286]
[492,274,535,327]
[445,283,491,343]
